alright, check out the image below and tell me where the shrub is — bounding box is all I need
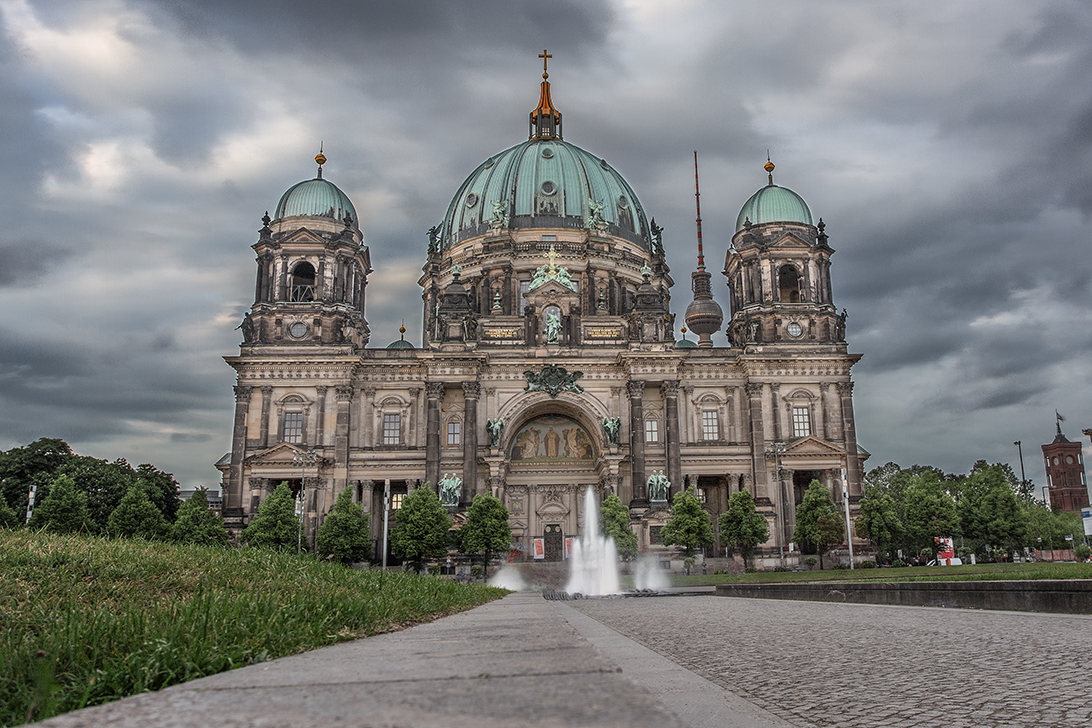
[107,481,169,540]
[891,558,906,568]
[804,556,818,567]
[860,560,876,568]
[173,489,229,546]
[1075,543,1091,561]
[831,562,846,570]
[470,564,484,576]
[241,482,299,551]
[773,565,788,572]
[744,566,757,573]
[317,487,371,565]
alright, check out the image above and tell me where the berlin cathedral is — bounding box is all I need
[217,57,867,566]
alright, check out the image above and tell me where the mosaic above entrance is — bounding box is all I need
[509,415,595,463]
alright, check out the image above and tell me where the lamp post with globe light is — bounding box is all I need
[293,449,317,553]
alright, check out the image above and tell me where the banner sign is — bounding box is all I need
[564,537,574,559]
[1082,507,1092,537]
[532,538,545,560]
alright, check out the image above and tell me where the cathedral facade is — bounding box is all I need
[218,63,867,566]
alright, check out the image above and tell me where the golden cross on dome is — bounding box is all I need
[539,49,552,79]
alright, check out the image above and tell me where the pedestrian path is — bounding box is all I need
[38,592,772,728]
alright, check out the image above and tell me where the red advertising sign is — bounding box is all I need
[532,537,545,560]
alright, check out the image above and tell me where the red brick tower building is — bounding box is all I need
[1042,417,1089,511]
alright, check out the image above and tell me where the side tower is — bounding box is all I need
[723,159,864,556]
[220,152,371,534]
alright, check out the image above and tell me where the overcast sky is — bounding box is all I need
[1,0,1090,492]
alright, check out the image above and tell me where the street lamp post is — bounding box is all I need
[1042,486,1054,562]
[293,449,317,554]
[1014,441,1028,503]
[764,441,787,569]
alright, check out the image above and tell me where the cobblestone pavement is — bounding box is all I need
[566,596,1092,728]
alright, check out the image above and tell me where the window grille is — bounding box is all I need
[792,407,811,438]
[283,412,303,443]
[447,421,461,446]
[382,413,401,445]
[645,419,659,443]
[701,410,719,440]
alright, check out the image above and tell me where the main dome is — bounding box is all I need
[440,138,651,250]
[275,177,357,224]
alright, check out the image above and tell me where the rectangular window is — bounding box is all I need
[382,413,401,445]
[701,410,719,441]
[645,419,659,443]
[283,412,303,443]
[542,235,557,241]
[696,487,707,504]
[519,281,530,315]
[390,492,404,511]
[447,421,461,446]
[792,406,811,438]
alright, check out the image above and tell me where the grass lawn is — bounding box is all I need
[662,561,1092,588]
[1,530,507,726]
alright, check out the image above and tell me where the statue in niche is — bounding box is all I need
[439,473,462,507]
[544,310,562,344]
[602,417,621,446]
[462,313,478,340]
[486,418,504,448]
[585,198,607,230]
[647,470,671,503]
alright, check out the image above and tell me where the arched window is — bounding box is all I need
[779,264,801,303]
[290,262,316,302]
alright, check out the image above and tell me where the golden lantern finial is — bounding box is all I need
[764,151,775,185]
[315,143,326,178]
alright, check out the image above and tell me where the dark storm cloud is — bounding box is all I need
[0,239,73,286]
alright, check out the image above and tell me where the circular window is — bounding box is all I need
[618,196,628,207]
[540,180,556,195]
[289,322,308,338]
[600,159,609,169]
[1053,456,1060,465]
[1066,455,1075,464]
[483,157,494,168]
[465,193,478,208]
[541,147,554,159]
[786,322,802,338]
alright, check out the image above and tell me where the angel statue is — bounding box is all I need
[486,418,504,449]
[602,417,621,446]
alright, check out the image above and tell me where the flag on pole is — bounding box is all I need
[1057,410,1065,422]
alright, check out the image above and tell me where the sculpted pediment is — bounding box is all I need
[282,227,326,244]
[245,442,329,466]
[768,232,812,250]
[782,436,846,457]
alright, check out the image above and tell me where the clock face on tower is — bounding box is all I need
[786,322,802,338]
[289,322,308,338]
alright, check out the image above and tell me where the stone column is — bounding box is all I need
[745,383,767,500]
[661,380,682,499]
[462,381,481,502]
[334,386,353,492]
[259,385,272,448]
[770,384,782,441]
[315,385,327,447]
[838,381,862,496]
[361,386,376,448]
[826,382,844,441]
[425,382,444,490]
[627,380,647,505]
[278,254,289,301]
[225,385,252,522]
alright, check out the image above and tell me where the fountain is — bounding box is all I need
[565,485,622,595]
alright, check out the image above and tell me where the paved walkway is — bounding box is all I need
[38,592,1092,728]
[566,596,1092,728]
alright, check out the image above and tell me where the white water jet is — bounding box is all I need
[633,553,669,591]
[489,564,527,591]
[565,485,621,595]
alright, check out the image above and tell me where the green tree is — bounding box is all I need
[903,470,958,558]
[172,488,229,546]
[28,474,91,534]
[661,485,713,559]
[718,488,769,565]
[390,486,447,570]
[460,493,511,577]
[959,463,1026,559]
[0,438,72,512]
[854,487,903,562]
[792,480,845,569]
[134,463,181,523]
[107,480,169,539]
[0,493,20,529]
[241,482,300,551]
[599,492,637,559]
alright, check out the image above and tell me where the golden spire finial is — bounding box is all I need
[399,320,406,338]
[539,49,552,79]
[764,151,775,185]
[315,142,326,178]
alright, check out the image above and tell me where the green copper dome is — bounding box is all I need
[441,138,651,249]
[275,177,357,224]
[735,183,812,232]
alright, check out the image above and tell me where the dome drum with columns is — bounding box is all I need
[219,56,868,571]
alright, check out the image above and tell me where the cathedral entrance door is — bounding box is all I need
[543,524,564,562]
